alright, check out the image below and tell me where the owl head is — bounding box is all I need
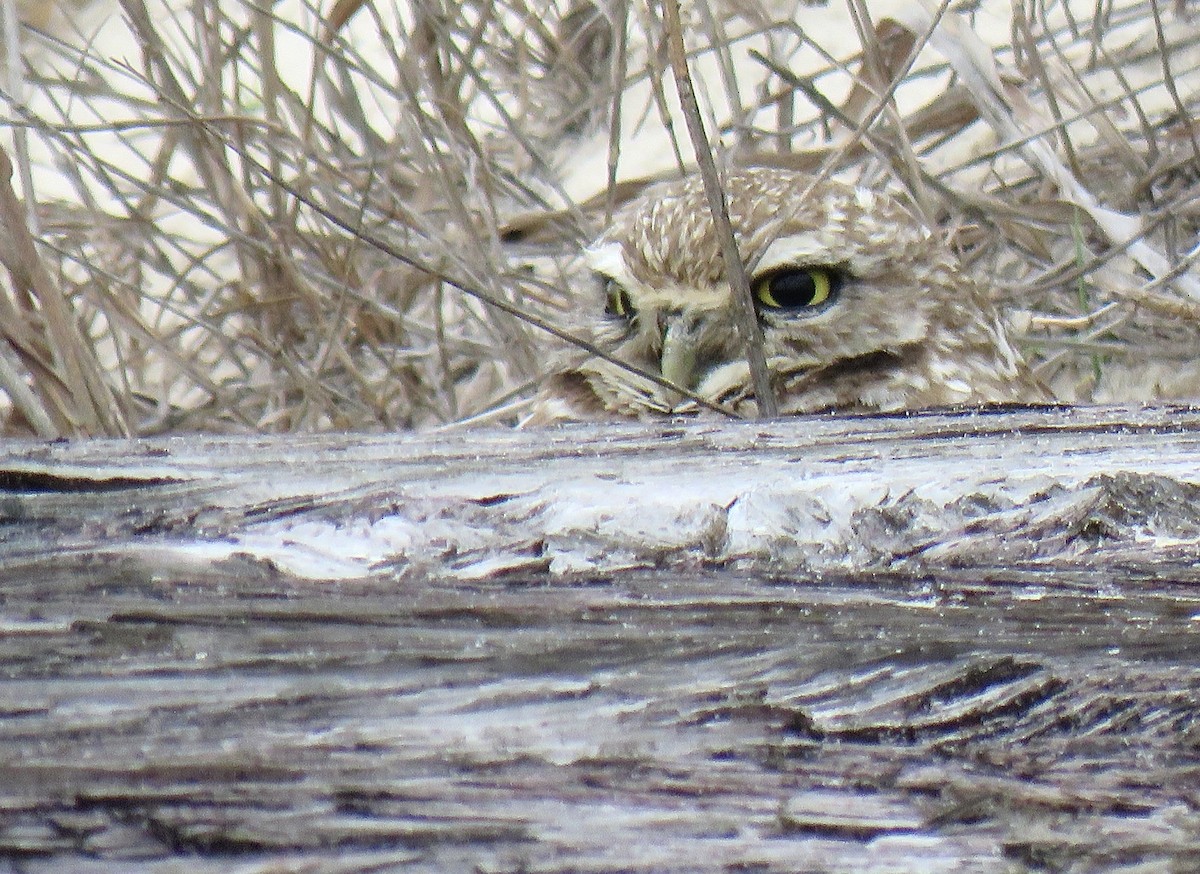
[532,168,1037,422]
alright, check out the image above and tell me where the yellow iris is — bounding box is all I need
[604,279,635,319]
[753,267,838,311]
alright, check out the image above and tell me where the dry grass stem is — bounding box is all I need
[662,0,775,416]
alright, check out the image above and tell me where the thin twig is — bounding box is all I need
[661,0,776,417]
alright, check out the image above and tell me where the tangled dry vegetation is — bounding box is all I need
[1,0,1199,436]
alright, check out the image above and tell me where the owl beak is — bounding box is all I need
[659,314,700,395]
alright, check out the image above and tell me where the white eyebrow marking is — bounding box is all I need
[584,241,628,278]
[584,240,655,300]
[754,235,833,275]
[584,240,732,311]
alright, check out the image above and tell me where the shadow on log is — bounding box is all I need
[0,406,1198,871]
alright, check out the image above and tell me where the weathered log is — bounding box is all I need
[0,406,1197,871]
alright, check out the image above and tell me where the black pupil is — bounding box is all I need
[768,271,818,307]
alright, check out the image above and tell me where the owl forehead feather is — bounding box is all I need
[598,169,928,288]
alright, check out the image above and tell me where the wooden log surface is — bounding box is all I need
[0,405,1198,872]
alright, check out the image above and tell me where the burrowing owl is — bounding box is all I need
[530,168,1045,423]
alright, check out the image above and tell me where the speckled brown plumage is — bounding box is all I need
[530,168,1046,423]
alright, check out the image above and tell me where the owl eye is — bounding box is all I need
[752,267,841,312]
[603,278,636,320]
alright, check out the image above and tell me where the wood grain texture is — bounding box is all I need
[0,406,1198,872]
